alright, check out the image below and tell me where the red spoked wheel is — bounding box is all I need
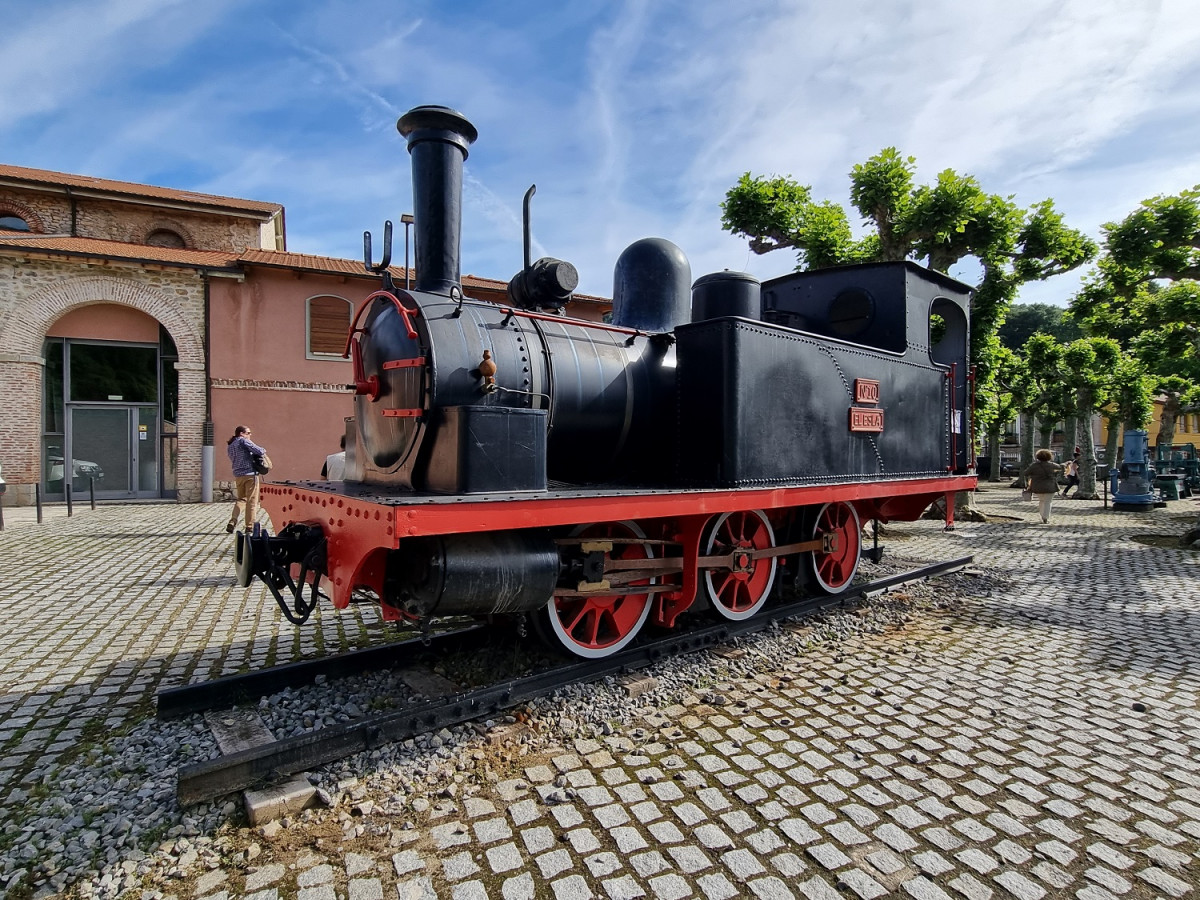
[808,501,861,594]
[540,521,655,658]
[701,510,777,620]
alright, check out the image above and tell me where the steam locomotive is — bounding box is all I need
[236,105,976,659]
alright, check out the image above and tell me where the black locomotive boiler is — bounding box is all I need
[237,104,977,658]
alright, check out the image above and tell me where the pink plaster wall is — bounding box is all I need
[46,303,160,343]
[212,389,352,482]
[209,269,364,481]
[206,268,611,483]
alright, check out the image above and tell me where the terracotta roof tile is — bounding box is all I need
[237,250,607,303]
[0,233,613,304]
[0,163,282,216]
[237,248,406,279]
[0,233,239,268]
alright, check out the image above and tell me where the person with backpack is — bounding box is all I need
[1024,449,1065,524]
[226,425,268,533]
[1062,447,1081,497]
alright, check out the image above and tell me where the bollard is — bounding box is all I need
[35,483,43,524]
[66,483,73,517]
[89,476,96,510]
[0,495,4,532]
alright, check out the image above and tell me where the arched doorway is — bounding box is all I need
[41,304,180,500]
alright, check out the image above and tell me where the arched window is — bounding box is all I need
[145,229,186,249]
[307,295,353,358]
[0,214,30,232]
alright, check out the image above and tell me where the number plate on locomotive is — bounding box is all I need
[849,407,885,432]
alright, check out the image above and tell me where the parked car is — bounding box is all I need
[47,454,104,485]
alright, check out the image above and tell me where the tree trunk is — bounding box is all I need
[987,429,1002,483]
[1038,416,1054,456]
[1158,395,1181,453]
[1104,416,1120,468]
[1076,409,1099,499]
[1063,415,1078,456]
[1017,411,1036,486]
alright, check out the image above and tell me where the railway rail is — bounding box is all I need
[156,622,494,721]
[174,555,973,806]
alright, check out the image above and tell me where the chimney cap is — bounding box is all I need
[397,105,478,156]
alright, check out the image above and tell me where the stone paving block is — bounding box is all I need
[1144,841,1191,870]
[837,868,888,900]
[647,820,685,844]
[584,851,622,878]
[991,870,1045,900]
[549,873,592,900]
[630,850,669,878]
[442,851,479,881]
[297,865,333,887]
[611,780,646,803]
[392,850,425,876]
[195,870,227,894]
[669,845,712,874]
[945,872,993,900]
[537,849,573,879]
[1029,861,1071,890]
[1136,864,1192,897]
[1082,866,1130,894]
[566,827,602,854]
[245,864,285,892]
[797,875,841,900]
[603,873,646,899]
[348,878,383,900]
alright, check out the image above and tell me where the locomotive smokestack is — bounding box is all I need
[397,105,478,296]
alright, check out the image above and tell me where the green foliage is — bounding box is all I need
[1108,357,1155,431]
[1069,186,1200,447]
[1102,187,1200,288]
[722,149,1095,390]
[998,303,1081,351]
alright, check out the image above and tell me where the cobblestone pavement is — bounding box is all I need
[0,501,390,790]
[1,489,1199,899]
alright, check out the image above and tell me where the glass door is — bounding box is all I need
[137,406,159,496]
[70,407,132,498]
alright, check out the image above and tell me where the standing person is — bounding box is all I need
[1061,447,1081,497]
[226,425,267,533]
[321,435,346,481]
[1024,449,1064,524]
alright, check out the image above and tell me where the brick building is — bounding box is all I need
[0,165,607,507]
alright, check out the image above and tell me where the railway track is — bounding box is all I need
[156,622,495,721]
[174,555,973,805]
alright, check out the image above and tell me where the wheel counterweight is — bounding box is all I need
[539,521,655,658]
[809,501,861,593]
[701,510,777,620]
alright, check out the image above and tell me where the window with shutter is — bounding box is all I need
[307,296,352,358]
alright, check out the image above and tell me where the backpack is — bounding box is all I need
[250,450,272,475]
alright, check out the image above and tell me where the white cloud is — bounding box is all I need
[1,0,1197,307]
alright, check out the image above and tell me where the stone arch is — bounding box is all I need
[0,198,45,233]
[0,273,208,503]
[0,274,203,363]
[141,218,195,249]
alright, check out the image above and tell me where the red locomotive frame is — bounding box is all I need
[259,473,970,634]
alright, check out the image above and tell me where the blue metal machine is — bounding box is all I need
[1111,430,1163,512]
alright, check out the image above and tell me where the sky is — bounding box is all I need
[2,0,1199,306]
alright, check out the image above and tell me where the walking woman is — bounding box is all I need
[226,425,267,533]
[1024,449,1064,524]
